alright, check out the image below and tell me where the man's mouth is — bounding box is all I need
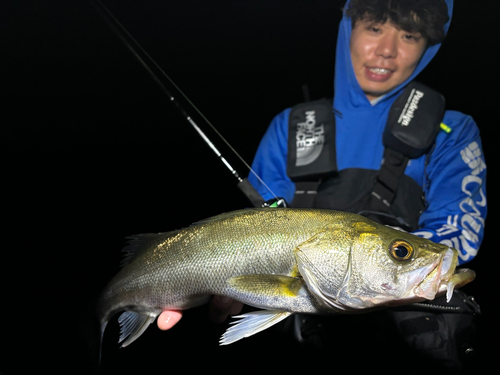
[368,67,393,74]
[364,66,395,82]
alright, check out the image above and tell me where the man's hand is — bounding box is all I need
[208,296,244,324]
[156,296,243,330]
[157,310,183,330]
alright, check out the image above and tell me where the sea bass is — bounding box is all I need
[98,208,475,347]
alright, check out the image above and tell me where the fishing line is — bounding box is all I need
[91,0,278,205]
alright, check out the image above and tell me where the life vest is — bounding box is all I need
[287,81,446,231]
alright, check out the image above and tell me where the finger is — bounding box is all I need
[209,296,233,324]
[157,310,183,331]
[211,295,233,310]
[229,301,244,316]
[209,296,244,323]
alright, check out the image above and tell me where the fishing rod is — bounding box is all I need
[91,0,286,208]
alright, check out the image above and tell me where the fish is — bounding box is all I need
[97,208,475,349]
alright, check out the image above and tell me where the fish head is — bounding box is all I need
[295,216,475,311]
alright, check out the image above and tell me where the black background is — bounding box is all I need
[2,1,498,374]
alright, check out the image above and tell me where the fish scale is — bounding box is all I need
[98,208,474,349]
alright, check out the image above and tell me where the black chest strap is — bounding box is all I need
[368,148,410,213]
[367,82,445,215]
[287,81,445,217]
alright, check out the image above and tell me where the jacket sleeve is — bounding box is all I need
[412,111,487,265]
[247,108,296,203]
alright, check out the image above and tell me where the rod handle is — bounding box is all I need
[237,178,265,207]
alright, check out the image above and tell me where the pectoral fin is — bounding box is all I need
[220,310,292,345]
[228,274,305,298]
[220,275,302,344]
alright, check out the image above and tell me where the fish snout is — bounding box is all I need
[415,248,476,302]
[413,248,456,300]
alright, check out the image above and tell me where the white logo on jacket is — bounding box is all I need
[414,141,486,263]
[296,110,325,166]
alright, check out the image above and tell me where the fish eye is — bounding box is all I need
[389,240,414,261]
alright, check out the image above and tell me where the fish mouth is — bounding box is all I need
[413,248,475,302]
[438,268,476,301]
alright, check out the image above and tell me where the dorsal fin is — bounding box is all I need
[119,209,263,267]
[120,231,179,267]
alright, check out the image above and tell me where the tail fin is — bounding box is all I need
[118,311,158,347]
[98,320,108,365]
[97,308,158,363]
[75,298,105,374]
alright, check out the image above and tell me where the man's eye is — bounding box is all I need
[404,34,422,42]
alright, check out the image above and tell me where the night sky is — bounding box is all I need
[2,1,498,373]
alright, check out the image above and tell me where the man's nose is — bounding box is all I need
[375,34,398,58]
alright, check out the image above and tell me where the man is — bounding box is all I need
[158,0,486,359]
[249,0,485,262]
[246,0,485,368]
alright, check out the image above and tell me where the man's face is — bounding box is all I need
[350,18,427,101]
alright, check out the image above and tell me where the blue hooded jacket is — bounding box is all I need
[248,0,486,265]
